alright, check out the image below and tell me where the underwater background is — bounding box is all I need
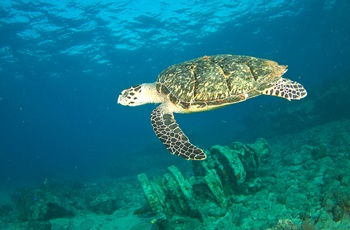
[0,0,349,229]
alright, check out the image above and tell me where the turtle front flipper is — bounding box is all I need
[262,78,307,101]
[151,106,206,160]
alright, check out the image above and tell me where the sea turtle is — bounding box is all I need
[118,54,307,160]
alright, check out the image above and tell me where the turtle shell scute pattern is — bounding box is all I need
[156,54,286,109]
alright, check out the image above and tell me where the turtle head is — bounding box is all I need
[118,83,161,106]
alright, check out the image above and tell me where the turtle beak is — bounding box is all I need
[117,94,122,104]
[118,84,145,106]
[117,90,129,106]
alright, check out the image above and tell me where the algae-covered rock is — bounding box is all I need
[0,204,12,217]
[43,199,74,220]
[269,219,299,230]
[344,194,350,207]
[78,219,96,229]
[249,138,270,158]
[285,186,308,210]
[283,145,312,165]
[89,194,118,215]
[332,205,344,222]
[314,209,334,229]
[247,177,262,193]
[310,144,328,159]
[11,188,74,221]
[26,221,52,230]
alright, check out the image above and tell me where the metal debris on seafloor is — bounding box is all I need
[138,138,270,219]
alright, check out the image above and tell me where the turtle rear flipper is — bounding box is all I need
[151,106,206,160]
[262,78,307,101]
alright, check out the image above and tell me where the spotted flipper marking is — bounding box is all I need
[150,106,206,160]
[262,78,307,101]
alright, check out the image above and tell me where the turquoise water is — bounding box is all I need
[0,0,349,229]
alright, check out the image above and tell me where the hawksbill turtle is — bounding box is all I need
[118,54,307,160]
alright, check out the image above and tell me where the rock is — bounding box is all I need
[340,175,350,186]
[276,193,287,205]
[315,209,334,229]
[43,200,74,220]
[26,221,51,230]
[344,194,350,207]
[89,194,118,215]
[283,145,312,165]
[285,189,308,210]
[247,138,270,158]
[0,204,12,217]
[271,219,299,230]
[11,187,74,221]
[78,219,96,230]
[310,144,328,159]
[247,177,262,193]
[332,205,344,222]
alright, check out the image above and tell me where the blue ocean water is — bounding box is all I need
[0,0,349,190]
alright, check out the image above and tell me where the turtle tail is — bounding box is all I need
[262,78,307,101]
